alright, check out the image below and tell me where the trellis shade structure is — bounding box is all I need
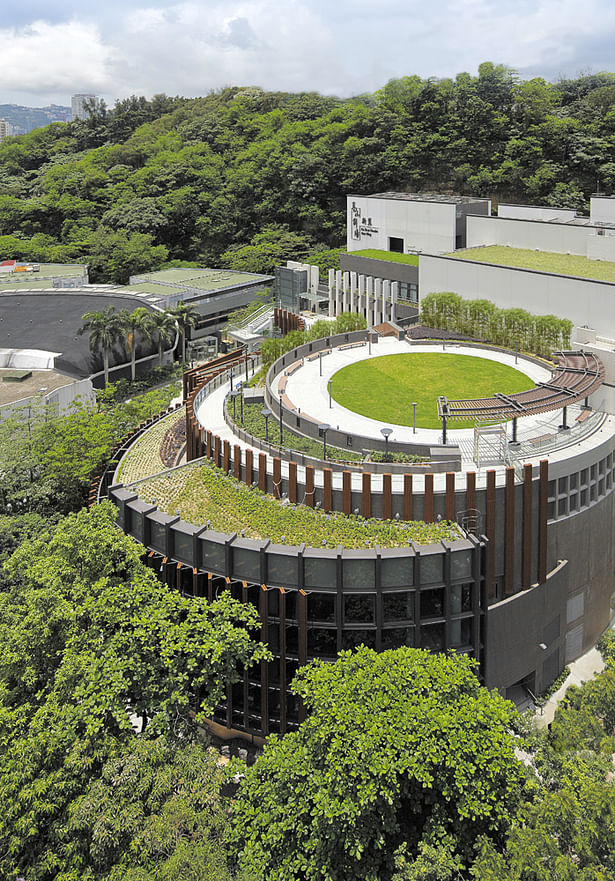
[438,351,605,422]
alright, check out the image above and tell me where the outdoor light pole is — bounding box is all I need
[230,365,233,391]
[368,332,372,355]
[261,407,272,444]
[319,423,330,460]
[328,379,332,409]
[319,351,323,376]
[381,427,393,462]
[245,349,249,382]
[240,385,244,423]
[279,395,284,445]
[412,401,417,435]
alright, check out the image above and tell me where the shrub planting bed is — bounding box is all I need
[135,459,460,549]
[227,400,362,463]
[117,409,186,484]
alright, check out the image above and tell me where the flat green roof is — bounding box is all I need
[451,245,615,283]
[348,249,420,266]
[0,263,86,289]
[131,268,270,297]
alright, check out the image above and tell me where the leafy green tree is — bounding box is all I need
[79,305,125,386]
[86,228,169,284]
[220,225,315,274]
[0,504,268,879]
[229,647,526,881]
[168,301,200,362]
[65,737,239,880]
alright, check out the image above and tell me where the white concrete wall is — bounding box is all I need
[590,197,615,224]
[419,254,615,339]
[0,348,60,369]
[0,377,95,420]
[498,204,577,222]
[571,326,615,413]
[586,232,615,262]
[347,196,456,254]
[466,215,593,256]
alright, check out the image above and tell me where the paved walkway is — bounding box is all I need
[193,338,614,493]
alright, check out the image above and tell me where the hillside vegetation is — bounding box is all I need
[2,64,615,281]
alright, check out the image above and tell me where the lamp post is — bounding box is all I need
[245,350,249,382]
[328,379,332,409]
[230,389,240,420]
[368,332,372,355]
[319,351,323,376]
[318,423,330,460]
[261,407,272,444]
[278,394,284,445]
[380,427,393,462]
[240,384,244,423]
[412,401,417,435]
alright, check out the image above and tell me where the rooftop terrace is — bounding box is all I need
[347,249,419,266]
[126,268,272,300]
[452,245,615,283]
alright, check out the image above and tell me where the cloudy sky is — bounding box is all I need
[2,0,615,107]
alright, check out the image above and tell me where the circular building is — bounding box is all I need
[105,324,615,739]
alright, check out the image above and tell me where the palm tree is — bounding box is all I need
[79,306,124,387]
[151,309,178,366]
[168,301,200,363]
[120,307,155,381]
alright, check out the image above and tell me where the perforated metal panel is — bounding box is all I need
[567,592,585,624]
[565,623,584,663]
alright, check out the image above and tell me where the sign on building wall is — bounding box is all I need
[351,201,379,241]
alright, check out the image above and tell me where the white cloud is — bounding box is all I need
[0,20,115,95]
[2,1,615,106]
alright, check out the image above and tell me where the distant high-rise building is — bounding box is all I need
[71,94,99,121]
[0,118,11,141]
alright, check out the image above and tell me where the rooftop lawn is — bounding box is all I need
[330,352,534,430]
[349,249,419,266]
[131,269,267,293]
[133,459,461,549]
[452,245,615,283]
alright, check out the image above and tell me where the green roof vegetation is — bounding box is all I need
[0,263,86,289]
[227,400,362,463]
[452,245,615,283]
[134,459,461,549]
[349,249,419,266]
[129,268,269,297]
[117,409,185,484]
[330,352,533,430]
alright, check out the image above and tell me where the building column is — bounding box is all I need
[342,271,350,312]
[391,281,399,323]
[350,272,357,312]
[358,274,366,319]
[335,269,342,316]
[328,268,335,317]
[382,279,390,324]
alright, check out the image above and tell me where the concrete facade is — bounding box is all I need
[419,253,615,343]
[347,193,490,255]
[465,214,615,260]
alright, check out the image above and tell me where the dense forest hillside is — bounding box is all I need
[1,63,615,282]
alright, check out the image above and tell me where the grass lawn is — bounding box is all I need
[330,353,534,429]
[452,245,615,283]
[350,249,419,265]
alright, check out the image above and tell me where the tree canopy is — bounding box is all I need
[2,69,615,279]
[229,647,526,881]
